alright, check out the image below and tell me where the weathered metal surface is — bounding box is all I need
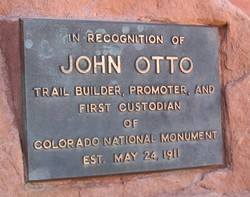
[21,19,223,181]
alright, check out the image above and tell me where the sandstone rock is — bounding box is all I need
[229,0,250,16]
[0,49,26,196]
[123,171,206,197]
[27,188,79,197]
[199,74,250,193]
[80,183,124,197]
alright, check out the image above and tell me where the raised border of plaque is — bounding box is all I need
[20,19,223,181]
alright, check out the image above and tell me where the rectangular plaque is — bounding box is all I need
[21,19,223,181]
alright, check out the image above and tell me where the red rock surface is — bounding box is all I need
[229,0,250,16]
[0,0,249,196]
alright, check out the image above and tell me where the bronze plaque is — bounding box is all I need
[21,19,223,181]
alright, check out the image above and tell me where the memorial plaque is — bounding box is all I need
[21,19,223,181]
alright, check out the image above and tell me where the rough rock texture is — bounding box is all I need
[198,74,250,193]
[0,0,249,196]
[229,0,250,16]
